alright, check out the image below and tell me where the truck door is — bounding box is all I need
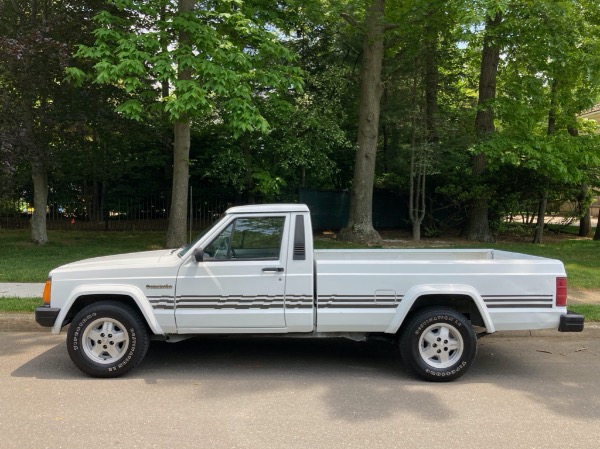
[175,214,289,331]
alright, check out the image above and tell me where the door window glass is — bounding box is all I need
[204,216,285,260]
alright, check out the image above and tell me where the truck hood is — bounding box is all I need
[50,249,177,275]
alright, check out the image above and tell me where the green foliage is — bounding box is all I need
[73,0,304,137]
[474,132,600,185]
[2,0,600,244]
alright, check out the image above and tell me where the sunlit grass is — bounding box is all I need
[1,229,599,290]
[569,304,600,322]
[0,230,166,282]
[0,297,40,312]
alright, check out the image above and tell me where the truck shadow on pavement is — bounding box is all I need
[11,334,600,422]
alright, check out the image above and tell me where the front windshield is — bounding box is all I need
[177,214,229,258]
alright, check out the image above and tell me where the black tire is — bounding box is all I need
[399,307,477,382]
[67,301,150,378]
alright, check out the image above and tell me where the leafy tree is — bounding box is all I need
[488,0,600,242]
[199,7,356,202]
[0,0,102,243]
[70,0,303,247]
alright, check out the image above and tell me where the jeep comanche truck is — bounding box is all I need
[35,204,584,381]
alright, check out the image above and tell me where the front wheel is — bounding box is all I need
[67,301,150,378]
[399,307,477,382]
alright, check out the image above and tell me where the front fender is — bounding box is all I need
[384,284,495,334]
[51,284,164,336]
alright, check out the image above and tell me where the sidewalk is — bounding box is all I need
[0,283,45,298]
[1,283,599,333]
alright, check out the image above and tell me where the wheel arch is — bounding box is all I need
[385,285,495,335]
[51,285,164,336]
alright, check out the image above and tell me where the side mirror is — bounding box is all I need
[193,248,205,263]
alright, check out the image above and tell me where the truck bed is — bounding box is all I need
[314,248,547,261]
[313,249,565,333]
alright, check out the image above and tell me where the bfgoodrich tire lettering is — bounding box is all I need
[67,301,150,378]
[399,307,477,382]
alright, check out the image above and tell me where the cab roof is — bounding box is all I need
[226,204,310,214]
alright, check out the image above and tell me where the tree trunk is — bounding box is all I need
[31,164,48,244]
[594,217,600,241]
[423,11,439,145]
[579,184,592,237]
[409,69,426,241]
[569,126,591,237]
[464,11,502,243]
[166,119,191,247]
[580,207,592,237]
[338,0,386,245]
[22,92,49,244]
[532,81,559,244]
[533,192,548,244]
[166,0,194,248]
[102,142,109,231]
[412,221,421,242]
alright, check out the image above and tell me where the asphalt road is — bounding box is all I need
[1,331,599,449]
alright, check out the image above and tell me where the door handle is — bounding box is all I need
[262,267,284,273]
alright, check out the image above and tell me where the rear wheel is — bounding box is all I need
[399,307,477,382]
[67,301,150,378]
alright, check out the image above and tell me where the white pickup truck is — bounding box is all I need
[36,204,584,381]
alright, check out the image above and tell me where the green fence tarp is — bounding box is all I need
[299,189,407,230]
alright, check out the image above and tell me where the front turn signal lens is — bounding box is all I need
[42,279,52,305]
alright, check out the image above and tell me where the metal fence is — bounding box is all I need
[0,193,230,233]
[1,188,413,233]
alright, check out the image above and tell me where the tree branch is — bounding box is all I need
[340,12,359,28]
[9,0,26,23]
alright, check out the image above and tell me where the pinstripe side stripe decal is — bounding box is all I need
[483,295,554,309]
[316,294,400,309]
[149,294,556,311]
[148,295,314,310]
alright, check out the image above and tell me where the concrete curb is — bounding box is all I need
[0,313,47,332]
[488,324,600,338]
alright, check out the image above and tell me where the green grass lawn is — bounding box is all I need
[0,230,166,282]
[569,304,600,322]
[315,234,600,290]
[1,228,599,289]
[485,239,600,290]
[2,228,600,323]
[0,297,40,312]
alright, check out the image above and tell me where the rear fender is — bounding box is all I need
[384,284,495,334]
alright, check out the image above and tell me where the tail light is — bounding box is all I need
[556,277,567,307]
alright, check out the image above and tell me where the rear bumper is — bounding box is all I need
[35,306,61,327]
[558,311,585,332]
